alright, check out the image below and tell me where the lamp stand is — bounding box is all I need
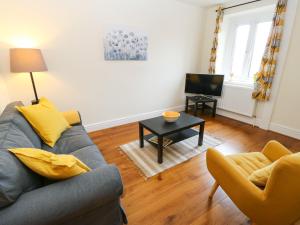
[29,72,39,105]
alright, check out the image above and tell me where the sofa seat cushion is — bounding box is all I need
[42,125,94,154]
[227,152,272,177]
[71,145,107,169]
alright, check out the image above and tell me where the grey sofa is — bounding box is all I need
[0,102,127,225]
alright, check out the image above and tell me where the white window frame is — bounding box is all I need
[217,6,275,87]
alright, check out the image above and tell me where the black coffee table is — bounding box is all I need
[139,112,205,164]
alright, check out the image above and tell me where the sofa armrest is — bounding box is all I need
[62,110,82,125]
[0,165,123,225]
[262,140,292,162]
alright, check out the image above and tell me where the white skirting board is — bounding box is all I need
[216,108,256,126]
[84,106,256,133]
[84,104,299,140]
[84,105,185,132]
[217,108,300,140]
[269,123,300,140]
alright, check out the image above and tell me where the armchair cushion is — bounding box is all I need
[227,152,272,177]
[247,141,292,187]
[248,162,276,187]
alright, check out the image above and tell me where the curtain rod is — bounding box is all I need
[216,0,263,12]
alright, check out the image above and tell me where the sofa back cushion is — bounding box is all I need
[0,102,43,208]
[0,148,42,208]
[0,102,42,148]
[42,125,94,154]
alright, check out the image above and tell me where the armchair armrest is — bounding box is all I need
[0,165,123,225]
[62,110,82,125]
[262,140,292,162]
[262,154,300,225]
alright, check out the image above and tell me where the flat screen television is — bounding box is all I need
[185,74,224,96]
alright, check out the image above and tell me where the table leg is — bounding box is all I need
[158,136,163,164]
[213,101,217,117]
[202,102,206,113]
[194,102,198,116]
[198,122,205,146]
[139,123,144,148]
[185,97,189,113]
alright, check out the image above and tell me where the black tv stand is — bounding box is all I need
[185,95,217,117]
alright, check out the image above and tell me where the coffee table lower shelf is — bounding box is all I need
[144,128,198,148]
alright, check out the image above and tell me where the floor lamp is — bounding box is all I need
[10,48,48,104]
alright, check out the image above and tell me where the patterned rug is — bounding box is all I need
[120,133,222,178]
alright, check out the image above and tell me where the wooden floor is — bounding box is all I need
[89,113,299,225]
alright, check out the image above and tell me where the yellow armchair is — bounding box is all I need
[206,140,300,225]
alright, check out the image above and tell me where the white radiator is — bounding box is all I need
[217,84,256,117]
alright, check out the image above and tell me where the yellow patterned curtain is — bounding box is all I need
[252,0,288,101]
[208,6,224,74]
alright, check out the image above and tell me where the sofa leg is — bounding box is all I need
[209,181,219,199]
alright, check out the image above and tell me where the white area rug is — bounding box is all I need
[120,134,222,178]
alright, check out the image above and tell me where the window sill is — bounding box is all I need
[224,80,254,89]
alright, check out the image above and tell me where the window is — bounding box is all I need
[216,6,275,86]
[249,21,272,77]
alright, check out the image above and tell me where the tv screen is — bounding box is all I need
[185,74,224,96]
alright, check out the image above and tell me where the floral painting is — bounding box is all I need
[104,27,148,61]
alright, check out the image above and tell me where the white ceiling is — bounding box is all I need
[178,0,232,7]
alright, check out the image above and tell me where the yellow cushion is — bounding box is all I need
[227,152,272,177]
[248,163,276,187]
[9,148,91,180]
[249,152,300,187]
[16,97,71,147]
[62,110,81,125]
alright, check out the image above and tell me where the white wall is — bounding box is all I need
[271,2,300,138]
[0,76,10,113]
[0,0,204,130]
